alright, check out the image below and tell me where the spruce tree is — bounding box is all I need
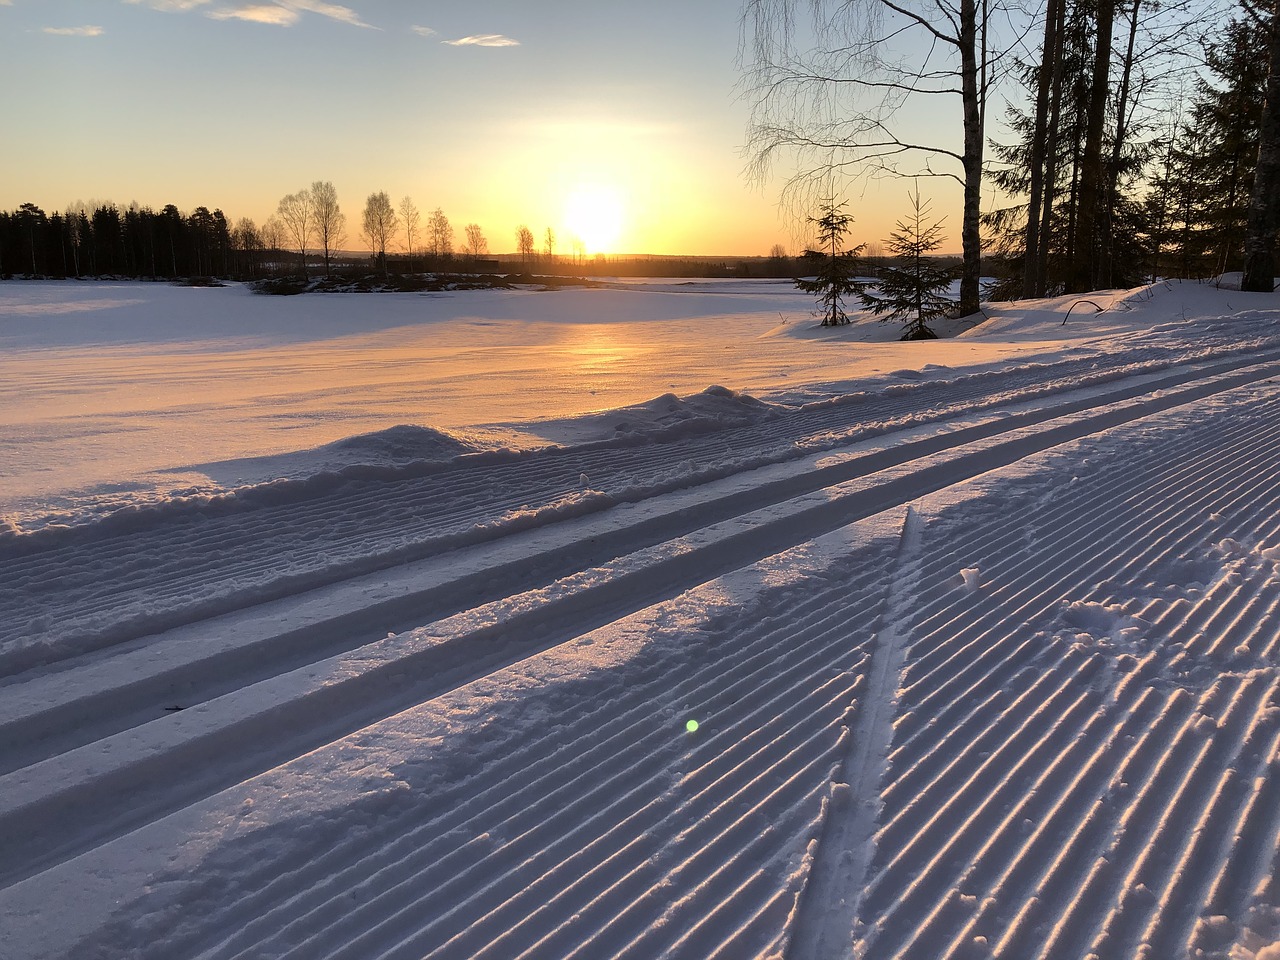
[1183,18,1267,276]
[860,189,956,340]
[795,201,865,327]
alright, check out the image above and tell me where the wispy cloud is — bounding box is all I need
[411,24,437,38]
[280,0,372,28]
[43,24,105,36]
[124,0,213,11]
[126,0,373,28]
[208,3,297,25]
[444,34,519,47]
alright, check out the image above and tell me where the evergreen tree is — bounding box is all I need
[15,203,47,274]
[1242,0,1280,290]
[860,189,956,340]
[1180,18,1267,275]
[795,201,864,327]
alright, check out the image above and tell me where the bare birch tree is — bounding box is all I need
[400,196,421,273]
[277,188,313,279]
[427,208,453,261]
[516,224,535,265]
[310,180,345,279]
[742,0,1006,315]
[464,223,488,260]
[261,217,285,256]
[361,191,398,276]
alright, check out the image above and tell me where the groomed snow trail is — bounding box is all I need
[3,315,1280,959]
[2,316,1274,677]
[852,378,1280,960]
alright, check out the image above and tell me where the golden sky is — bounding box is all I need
[0,0,968,256]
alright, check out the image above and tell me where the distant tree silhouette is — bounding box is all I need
[311,181,345,278]
[0,200,288,280]
[464,223,488,260]
[91,204,124,275]
[16,203,46,274]
[260,217,285,269]
[232,217,263,277]
[516,224,535,265]
[277,188,313,278]
[362,191,399,276]
[427,207,453,262]
[186,206,230,277]
[400,196,421,272]
[544,227,556,262]
[158,204,183,277]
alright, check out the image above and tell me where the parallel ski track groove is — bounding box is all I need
[7,350,1278,784]
[7,347,1280,960]
[180,561,896,960]
[5,353,1280,897]
[1,340,1264,675]
[844,384,1280,958]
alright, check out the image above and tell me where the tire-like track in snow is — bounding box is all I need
[2,332,1280,959]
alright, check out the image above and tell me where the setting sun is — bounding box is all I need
[564,184,626,254]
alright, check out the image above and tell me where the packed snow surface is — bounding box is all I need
[3,277,1280,959]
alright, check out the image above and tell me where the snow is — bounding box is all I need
[3,276,1280,959]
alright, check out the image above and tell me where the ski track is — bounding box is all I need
[0,324,1269,678]
[3,317,1280,959]
[854,378,1280,960]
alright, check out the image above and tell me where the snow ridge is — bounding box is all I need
[786,504,923,960]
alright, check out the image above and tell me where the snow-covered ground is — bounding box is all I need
[2,277,1280,959]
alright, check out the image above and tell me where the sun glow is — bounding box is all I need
[564,184,626,254]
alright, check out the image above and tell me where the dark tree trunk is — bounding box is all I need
[959,0,984,316]
[1024,0,1062,297]
[1100,0,1141,287]
[1068,0,1116,293]
[1036,0,1068,296]
[1243,2,1280,292]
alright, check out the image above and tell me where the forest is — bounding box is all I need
[741,0,1279,303]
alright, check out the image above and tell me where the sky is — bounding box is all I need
[0,0,970,257]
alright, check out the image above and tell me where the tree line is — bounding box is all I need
[0,184,576,282]
[0,201,258,280]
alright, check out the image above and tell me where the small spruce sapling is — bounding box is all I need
[796,201,865,326]
[861,188,956,340]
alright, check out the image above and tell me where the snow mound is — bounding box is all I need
[209,424,479,484]
[612,385,778,434]
[528,384,784,447]
[762,310,977,343]
[0,426,483,550]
